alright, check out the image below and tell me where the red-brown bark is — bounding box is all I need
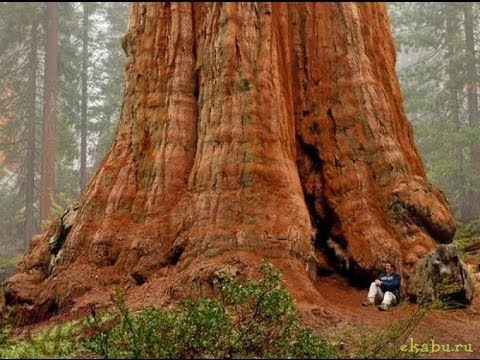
[4,2,456,323]
[40,2,59,223]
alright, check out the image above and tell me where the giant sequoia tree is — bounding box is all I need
[4,3,457,322]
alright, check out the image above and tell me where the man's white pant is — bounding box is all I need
[367,282,397,306]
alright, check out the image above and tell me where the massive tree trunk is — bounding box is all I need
[5,3,457,323]
[39,2,59,223]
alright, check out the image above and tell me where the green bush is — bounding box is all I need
[0,319,94,359]
[0,262,335,359]
[87,262,336,359]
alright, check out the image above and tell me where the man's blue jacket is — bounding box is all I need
[378,272,401,302]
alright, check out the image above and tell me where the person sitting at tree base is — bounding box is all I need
[362,260,401,311]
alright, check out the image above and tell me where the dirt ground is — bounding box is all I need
[304,274,480,359]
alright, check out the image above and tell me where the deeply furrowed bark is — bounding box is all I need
[4,2,456,323]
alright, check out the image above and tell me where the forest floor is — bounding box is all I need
[1,273,479,359]
[1,258,479,359]
[304,274,480,359]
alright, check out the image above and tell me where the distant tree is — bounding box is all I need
[24,15,39,250]
[80,2,89,192]
[389,2,480,221]
[0,2,128,253]
[54,2,128,198]
[0,2,43,253]
[89,2,129,169]
[463,2,480,220]
[40,1,59,223]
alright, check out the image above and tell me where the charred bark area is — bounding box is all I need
[296,138,330,246]
[297,136,338,278]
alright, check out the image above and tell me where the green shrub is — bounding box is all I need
[0,262,335,359]
[0,318,9,348]
[87,261,336,359]
[0,319,95,359]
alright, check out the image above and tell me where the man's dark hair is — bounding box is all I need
[385,260,396,270]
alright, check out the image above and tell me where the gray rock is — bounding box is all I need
[408,244,474,308]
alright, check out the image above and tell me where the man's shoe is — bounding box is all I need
[362,299,374,306]
[378,304,389,311]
